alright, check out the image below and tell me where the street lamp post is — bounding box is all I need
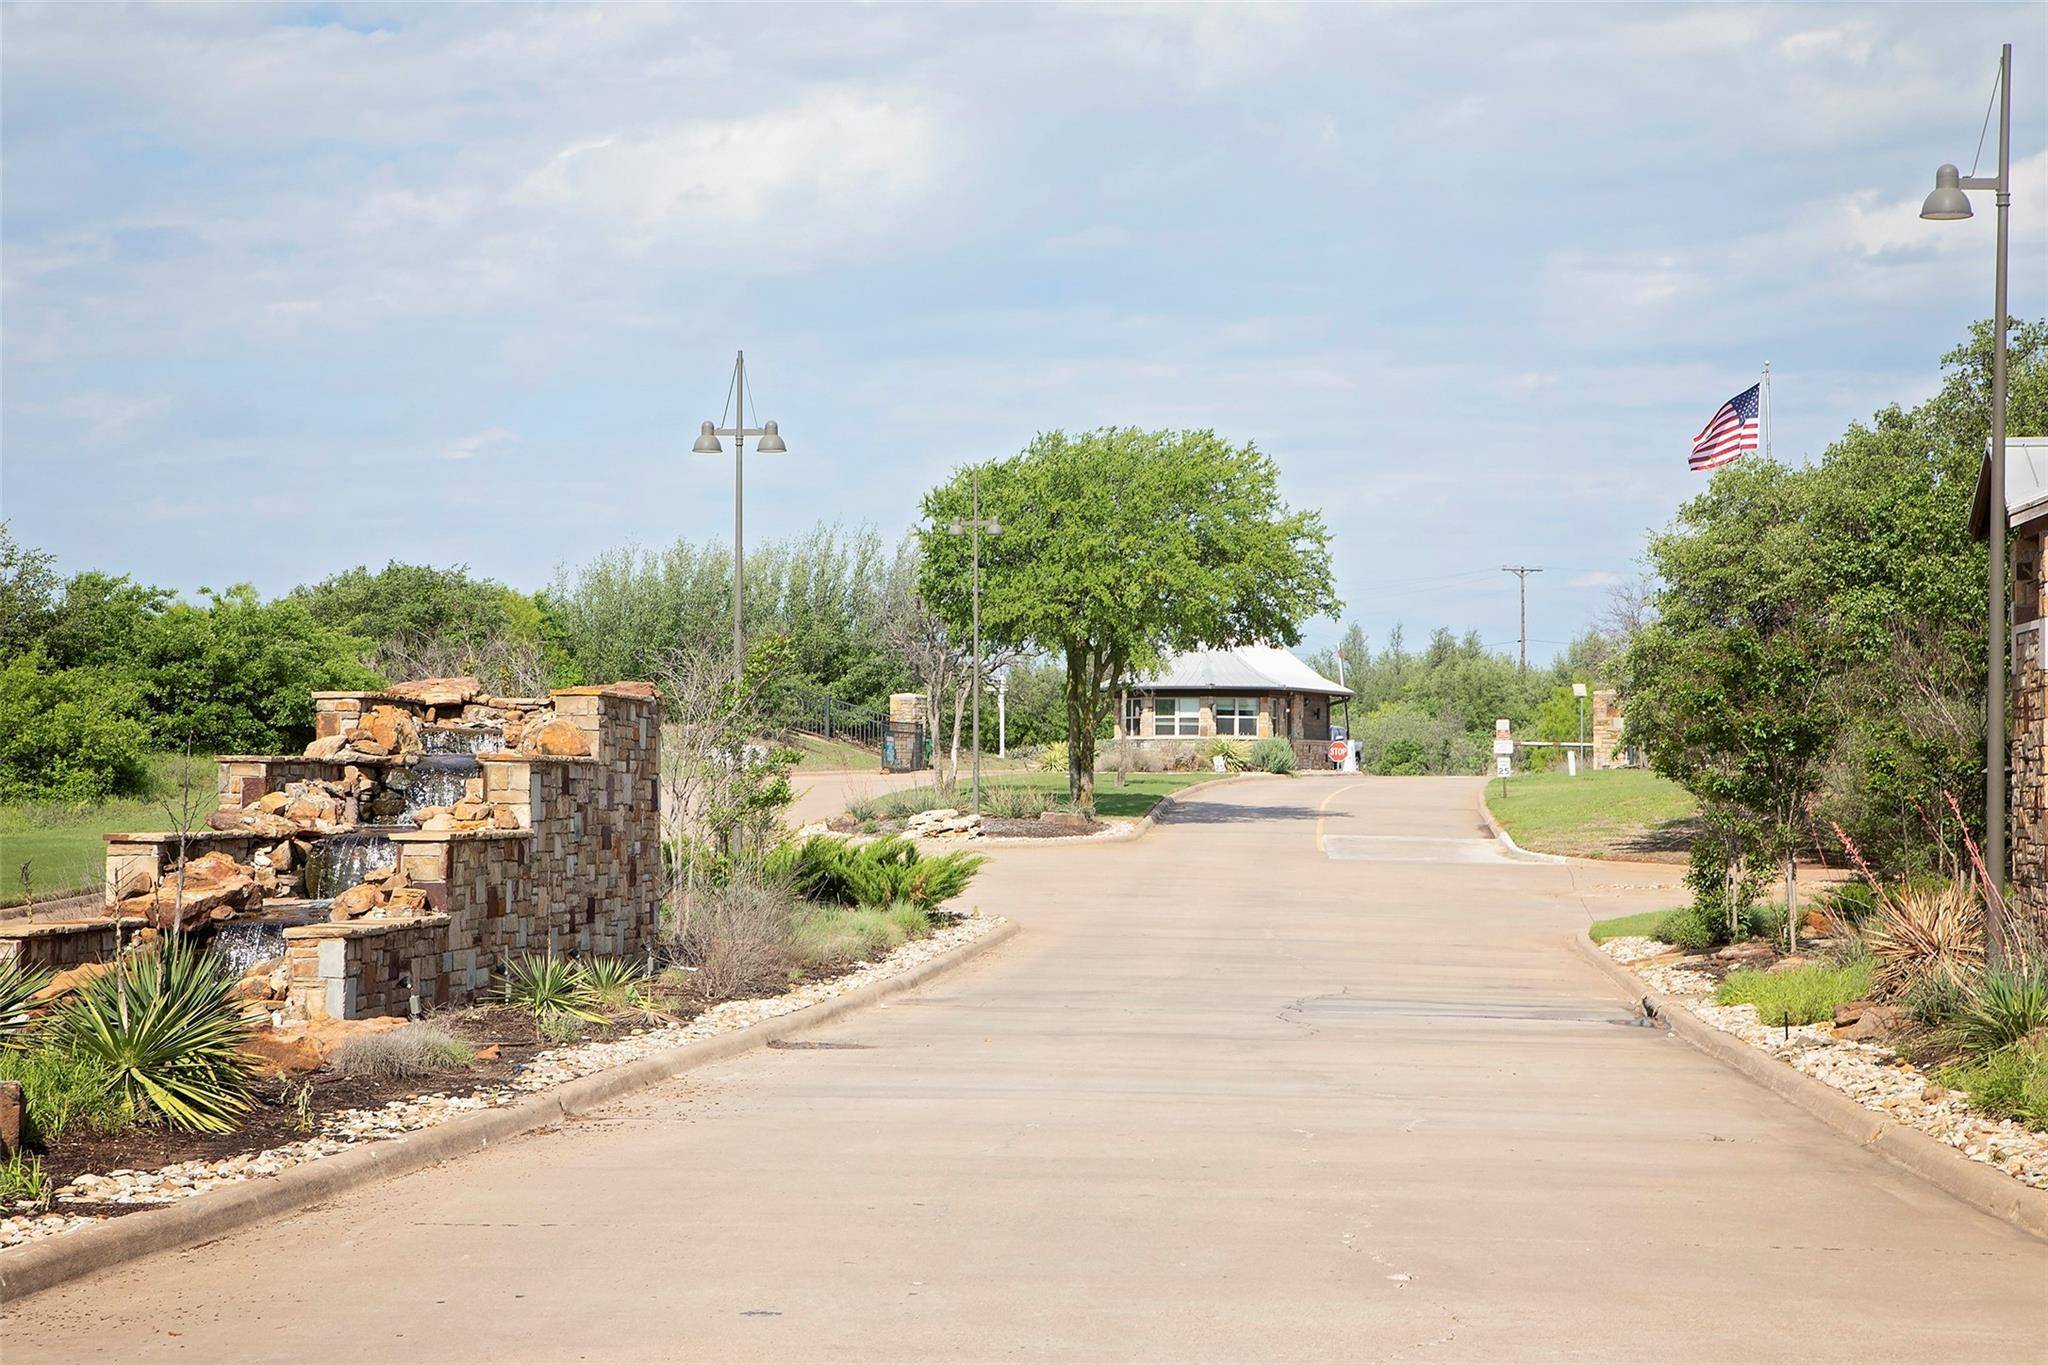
[1920,42,2013,914]
[694,350,787,677]
[947,467,1002,817]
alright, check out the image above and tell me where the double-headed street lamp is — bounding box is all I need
[694,350,786,677]
[947,468,1002,817]
[1920,41,2013,900]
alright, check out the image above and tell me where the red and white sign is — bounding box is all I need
[1328,740,1347,764]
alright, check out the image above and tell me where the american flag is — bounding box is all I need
[1689,383,1760,471]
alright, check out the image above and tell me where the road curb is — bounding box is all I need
[1570,928,2048,1242]
[1476,786,1569,863]
[0,918,1022,1304]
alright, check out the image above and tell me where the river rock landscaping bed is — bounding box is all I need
[1600,935,2048,1191]
[1,909,1002,1252]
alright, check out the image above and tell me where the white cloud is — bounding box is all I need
[443,428,516,462]
[1569,571,1623,589]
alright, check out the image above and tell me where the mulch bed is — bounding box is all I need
[31,1006,674,1216]
[24,921,962,1217]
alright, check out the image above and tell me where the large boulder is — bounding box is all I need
[525,719,590,757]
[119,851,262,932]
[330,883,387,920]
[388,676,481,708]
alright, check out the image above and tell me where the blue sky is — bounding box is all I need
[3,3,2042,661]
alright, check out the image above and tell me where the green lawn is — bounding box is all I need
[1588,909,1680,943]
[781,733,884,772]
[1487,769,1698,860]
[869,769,1236,823]
[0,754,215,907]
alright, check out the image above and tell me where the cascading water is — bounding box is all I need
[305,832,398,899]
[211,921,290,976]
[407,754,484,816]
[422,725,504,755]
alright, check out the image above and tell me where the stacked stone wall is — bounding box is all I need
[284,916,452,1020]
[2012,617,2046,932]
[1591,690,1626,770]
[0,920,141,971]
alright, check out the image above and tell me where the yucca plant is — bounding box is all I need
[53,939,255,1134]
[1862,880,1985,1001]
[1956,969,2048,1055]
[0,960,53,1048]
[493,953,606,1023]
[577,956,650,1010]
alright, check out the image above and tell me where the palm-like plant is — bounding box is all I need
[1957,969,2048,1054]
[1863,880,1985,1000]
[0,960,53,1047]
[54,940,254,1133]
[576,956,650,1010]
[494,954,606,1023]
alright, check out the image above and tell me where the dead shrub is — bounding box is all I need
[1864,879,1985,1000]
[330,1024,476,1080]
[663,881,794,1007]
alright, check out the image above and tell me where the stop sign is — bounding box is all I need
[1328,740,1347,764]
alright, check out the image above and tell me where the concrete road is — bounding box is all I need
[786,768,932,828]
[8,777,2043,1361]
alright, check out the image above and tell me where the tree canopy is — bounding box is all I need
[918,428,1338,809]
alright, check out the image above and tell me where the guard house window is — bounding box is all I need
[1153,696,1200,737]
[1122,694,1144,736]
[1214,696,1258,736]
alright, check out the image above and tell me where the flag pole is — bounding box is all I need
[1762,361,1772,461]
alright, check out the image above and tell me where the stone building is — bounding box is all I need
[1113,645,1352,768]
[1973,437,2048,928]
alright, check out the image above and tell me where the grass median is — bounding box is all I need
[1486,768,1697,860]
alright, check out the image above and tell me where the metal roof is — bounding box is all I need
[1134,645,1352,698]
[1970,436,2048,539]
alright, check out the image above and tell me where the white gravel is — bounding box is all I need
[1,911,1003,1252]
[1601,936,2048,1191]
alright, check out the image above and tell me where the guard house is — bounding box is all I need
[1972,436,2048,931]
[1114,645,1352,767]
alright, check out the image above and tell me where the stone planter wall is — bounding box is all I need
[284,915,453,1020]
[0,919,142,971]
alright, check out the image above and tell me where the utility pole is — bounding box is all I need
[1503,566,1543,671]
[694,351,787,678]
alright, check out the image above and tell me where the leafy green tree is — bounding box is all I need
[134,587,381,753]
[0,648,153,802]
[0,525,59,663]
[918,428,1338,811]
[41,572,172,671]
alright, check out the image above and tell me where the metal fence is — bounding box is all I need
[768,685,887,753]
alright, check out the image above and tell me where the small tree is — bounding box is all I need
[917,429,1337,813]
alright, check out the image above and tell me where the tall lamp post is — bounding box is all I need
[947,468,1002,817]
[694,350,787,676]
[1920,41,2012,907]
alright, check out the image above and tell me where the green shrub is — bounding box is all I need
[1656,905,1723,951]
[53,940,255,1133]
[0,1150,47,1205]
[774,835,982,911]
[1715,958,1876,1026]
[790,902,931,972]
[1939,1038,2048,1130]
[538,1011,586,1044]
[1248,737,1296,774]
[331,1024,476,1080]
[0,1044,134,1146]
[1815,880,1881,928]
[0,960,53,1046]
[0,649,153,803]
[1374,738,1429,776]
[1742,903,1787,945]
[1955,969,2048,1055]
[1038,741,1070,774]
[494,954,605,1024]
